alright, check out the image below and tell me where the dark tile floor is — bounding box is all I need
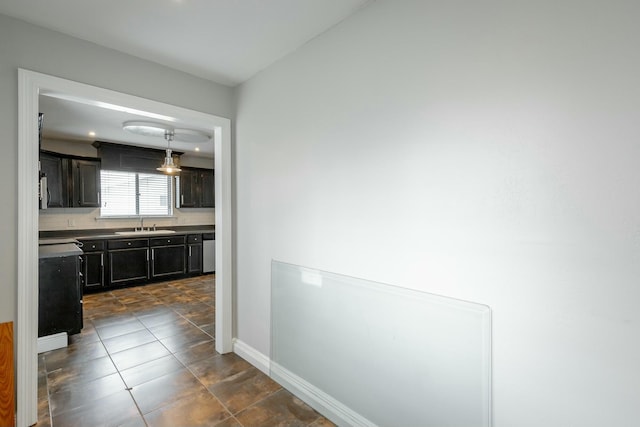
[37,275,334,427]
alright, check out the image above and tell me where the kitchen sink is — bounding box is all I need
[114,230,176,236]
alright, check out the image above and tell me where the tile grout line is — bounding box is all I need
[130,279,228,423]
[103,292,152,427]
[45,361,53,427]
[40,276,226,426]
[104,279,216,424]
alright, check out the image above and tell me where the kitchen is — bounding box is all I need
[37,93,217,352]
[12,69,233,427]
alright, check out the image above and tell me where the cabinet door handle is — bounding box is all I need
[146,249,149,261]
[100,253,104,267]
[98,192,100,205]
[181,195,184,204]
[189,246,192,257]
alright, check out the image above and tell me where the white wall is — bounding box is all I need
[234,0,640,425]
[0,13,232,324]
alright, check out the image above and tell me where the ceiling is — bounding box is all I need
[0,0,370,156]
[39,93,218,156]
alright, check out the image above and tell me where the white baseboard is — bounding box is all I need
[232,339,373,427]
[37,332,67,354]
[232,338,270,374]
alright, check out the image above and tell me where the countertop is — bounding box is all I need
[39,238,81,246]
[38,243,83,259]
[39,225,214,241]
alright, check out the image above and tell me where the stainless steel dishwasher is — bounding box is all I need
[202,233,215,273]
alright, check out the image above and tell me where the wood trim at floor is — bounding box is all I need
[0,321,15,426]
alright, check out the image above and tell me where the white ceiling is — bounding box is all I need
[0,0,370,86]
[0,0,370,156]
[39,93,218,156]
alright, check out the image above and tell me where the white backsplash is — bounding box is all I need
[39,207,214,231]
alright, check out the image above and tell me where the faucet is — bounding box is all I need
[137,217,144,231]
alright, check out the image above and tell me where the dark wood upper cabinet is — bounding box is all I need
[96,141,175,174]
[39,152,67,208]
[40,151,101,208]
[177,167,214,208]
[178,168,199,208]
[200,169,215,208]
[71,159,101,207]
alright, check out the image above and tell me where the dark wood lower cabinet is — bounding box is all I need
[150,236,186,279]
[83,252,105,289]
[187,234,203,275]
[74,234,209,292]
[151,245,186,278]
[107,238,150,286]
[187,243,203,274]
[109,247,149,286]
[39,252,83,337]
[79,239,106,292]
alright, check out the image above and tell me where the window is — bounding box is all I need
[100,170,172,216]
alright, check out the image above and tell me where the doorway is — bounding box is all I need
[17,69,233,426]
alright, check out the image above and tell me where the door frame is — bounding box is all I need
[16,69,233,426]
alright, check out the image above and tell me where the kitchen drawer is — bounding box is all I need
[79,239,105,252]
[150,235,186,247]
[187,234,202,244]
[108,238,149,250]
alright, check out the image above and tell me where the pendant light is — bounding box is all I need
[157,130,181,174]
[121,120,211,170]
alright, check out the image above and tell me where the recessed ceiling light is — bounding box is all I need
[88,131,96,137]
[195,147,200,152]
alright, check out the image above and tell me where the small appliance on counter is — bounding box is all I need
[38,238,83,353]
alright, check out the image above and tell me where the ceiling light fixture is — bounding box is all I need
[173,128,211,143]
[123,120,169,138]
[157,130,181,174]
[123,120,211,142]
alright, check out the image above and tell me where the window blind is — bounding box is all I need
[139,173,171,216]
[100,170,172,216]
